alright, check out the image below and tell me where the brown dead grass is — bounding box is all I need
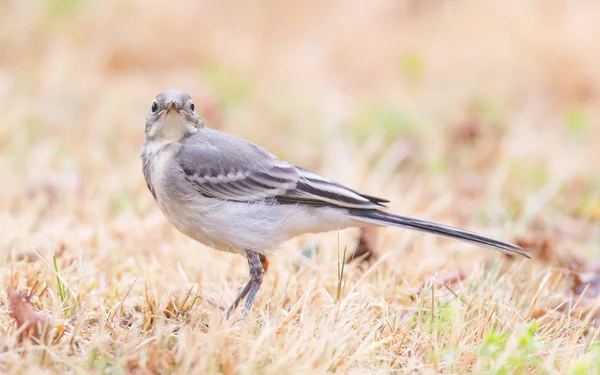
[1,0,600,373]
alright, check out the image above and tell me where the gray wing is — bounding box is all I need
[177,129,388,209]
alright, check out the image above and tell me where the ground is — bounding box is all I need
[1,1,600,373]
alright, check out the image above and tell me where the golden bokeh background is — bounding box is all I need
[1,1,599,373]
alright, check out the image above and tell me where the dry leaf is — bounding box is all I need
[514,224,600,302]
[513,227,582,270]
[14,243,67,263]
[7,288,51,343]
[348,227,379,263]
[452,118,481,143]
[571,271,600,297]
[514,232,554,264]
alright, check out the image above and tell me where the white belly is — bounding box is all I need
[157,194,354,255]
[144,144,355,255]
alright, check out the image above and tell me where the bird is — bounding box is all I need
[141,90,530,317]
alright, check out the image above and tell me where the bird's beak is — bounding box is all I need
[166,102,178,113]
[165,101,189,118]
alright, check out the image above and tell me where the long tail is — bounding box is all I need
[349,209,530,258]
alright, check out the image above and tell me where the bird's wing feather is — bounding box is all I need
[177,129,388,208]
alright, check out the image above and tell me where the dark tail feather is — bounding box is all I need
[349,209,530,258]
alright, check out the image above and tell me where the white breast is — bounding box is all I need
[142,141,232,251]
[142,142,176,204]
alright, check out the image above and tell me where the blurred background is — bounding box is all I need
[1,1,600,371]
[1,0,600,291]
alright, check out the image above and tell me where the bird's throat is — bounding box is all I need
[148,114,197,143]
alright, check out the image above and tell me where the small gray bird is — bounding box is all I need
[141,90,529,317]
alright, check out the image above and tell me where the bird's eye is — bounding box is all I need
[190,102,195,112]
[151,101,158,113]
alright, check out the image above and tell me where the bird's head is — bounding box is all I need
[145,90,204,143]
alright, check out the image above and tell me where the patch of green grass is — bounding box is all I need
[400,53,425,87]
[508,161,549,191]
[426,153,451,177]
[563,107,588,135]
[336,244,348,303]
[46,0,82,18]
[53,253,67,311]
[567,343,600,375]
[53,252,75,317]
[111,193,132,215]
[478,321,543,374]
[352,104,420,142]
[480,329,509,358]
[24,115,42,146]
[468,95,507,128]
[201,62,251,110]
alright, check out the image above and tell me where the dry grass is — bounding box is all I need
[1,0,600,373]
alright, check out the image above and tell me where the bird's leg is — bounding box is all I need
[225,250,266,318]
[225,280,252,318]
[244,250,265,310]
